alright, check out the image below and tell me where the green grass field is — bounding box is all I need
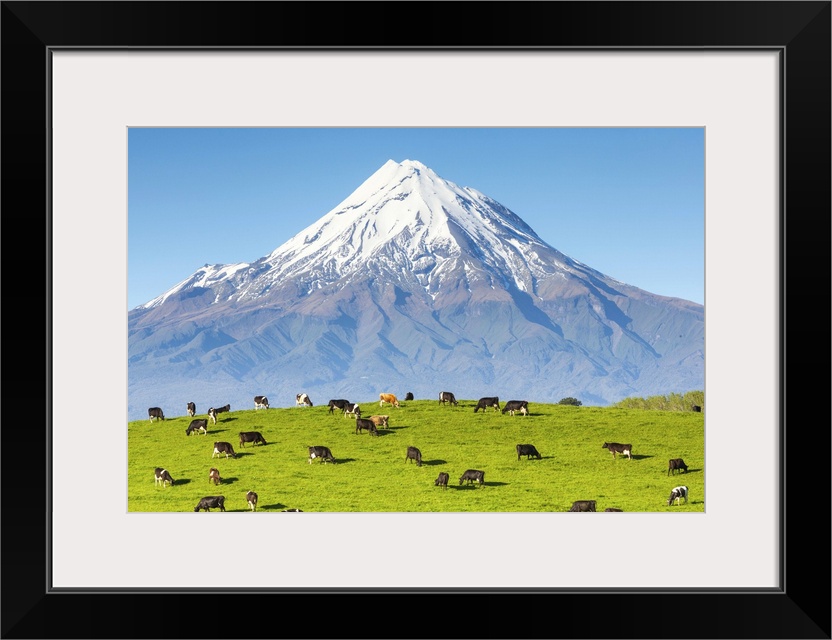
[129,399,704,513]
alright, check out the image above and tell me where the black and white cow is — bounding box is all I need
[308,446,335,464]
[602,442,633,460]
[296,393,313,407]
[568,500,597,512]
[186,402,196,417]
[404,392,414,401]
[282,509,304,512]
[328,399,350,415]
[502,400,529,416]
[355,418,379,436]
[434,472,449,489]
[405,446,423,466]
[208,404,230,424]
[516,444,541,460]
[246,491,258,512]
[194,496,225,512]
[667,486,689,506]
[148,407,165,422]
[185,419,209,436]
[343,403,361,418]
[239,431,267,447]
[154,467,174,487]
[667,458,689,476]
[208,468,221,485]
[459,469,485,486]
[212,441,237,459]
[438,391,458,406]
[474,397,500,413]
[254,395,270,410]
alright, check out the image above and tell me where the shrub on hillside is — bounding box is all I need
[558,397,582,406]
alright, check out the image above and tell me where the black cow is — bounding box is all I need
[308,446,335,464]
[212,441,237,459]
[604,508,624,512]
[343,403,361,418]
[692,405,702,412]
[296,393,313,407]
[405,446,423,466]
[186,402,196,417]
[246,491,258,512]
[434,472,449,489]
[667,458,689,476]
[208,468,221,485]
[404,392,414,401]
[328,399,350,414]
[239,431,267,447]
[438,391,458,406]
[474,397,500,413]
[355,418,378,436]
[185,419,209,436]
[154,467,174,487]
[194,496,225,512]
[148,407,165,422]
[254,395,270,410]
[667,486,689,506]
[602,442,633,460]
[459,469,485,486]
[502,400,529,416]
[516,444,541,460]
[568,500,597,512]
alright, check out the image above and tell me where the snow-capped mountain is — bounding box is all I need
[128,159,703,420]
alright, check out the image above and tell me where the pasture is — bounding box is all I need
[128,399,704,513]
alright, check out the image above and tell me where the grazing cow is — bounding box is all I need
[438,391,458,406]
[459,469,485,486]
[296,393,313,407]
[667,486,689,506]
[692,405,702,412]
[516,444,541,460]
[212,441,237,459]
[355,418,379,436]
[405,392,414,401]
[604,508,624,512]
[194,496,225,512]
[667,458,689,476]
[502,400,529,416]
[148,407,165,422]
[254,395,270,410]
[405,446,423,466]
[379,393,400,408]
[474,397,500,413]
[208,467,221,485]
[186,402,196,417]
[239,431,267,447]
[602,442,633,460]
[368,415,389,429]
[308,446,335,464]
[208,404,231,424]
[434,472,449,489]
[185,418,209,436]
[568,500,597,512]
[282,509,303,512]
[154,467,174,487]
[328,399,350,414]
[246,491,258,512]
[343,403,361,418]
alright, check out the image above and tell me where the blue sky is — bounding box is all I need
[128,128,704,310]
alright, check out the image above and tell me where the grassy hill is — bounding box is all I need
[128,399,704,513]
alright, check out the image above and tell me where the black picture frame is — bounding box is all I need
[2,2,829,638]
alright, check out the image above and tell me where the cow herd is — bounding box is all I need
[147,391,696,512]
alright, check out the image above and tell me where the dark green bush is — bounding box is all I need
[558,397,582,406]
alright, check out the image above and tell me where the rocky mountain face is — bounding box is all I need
[128,159,703,420]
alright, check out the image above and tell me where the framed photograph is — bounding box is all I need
[4,2,829,638]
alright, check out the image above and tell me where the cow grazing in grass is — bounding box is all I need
[604,508,624,512]
[379,393,400,408]
[239,431,267,447]
[602,442,633,460]
[667,458,689,476]
[355,418,379,436]
[502,400,529,416]
[154,468,174,487]
[516,444,541,460]
[569,500,597,512]
[282,509,303,512]
[212,442,237,459]
[459,469,485,486]
[368,415,389,429]
[667,486,689,506]
[434,472,449,489]
[404,392,414,401]
[296,393,313,407]
[343,403,361,419]
[185,419,208,436]
[194,496,225,512]
[474,397,500,413]
[208,404,230,424]
[246,491,258,512]
[208,468,221,485]
[308,446,335,464]
[405,446,423,467]
[438,391,458,406]
[148,407,165,422]
[328,399,350,415]
[186,402,196,417]
[254,395,270,410]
